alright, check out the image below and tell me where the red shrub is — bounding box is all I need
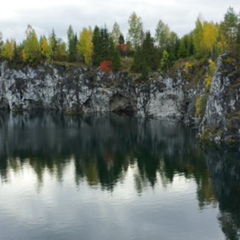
[100,61,112,73]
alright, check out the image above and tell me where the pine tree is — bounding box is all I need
[67,25,77,62]
[178,34,193,58]
[54,39,67,61]
[49,29,57,60]
[118,34,125,44]
[131,46,142,72]
[142,31,160,71]
[92,26,101,66]
[112,46,121,71]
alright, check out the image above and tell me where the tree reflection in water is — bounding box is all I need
[0,111,239,239]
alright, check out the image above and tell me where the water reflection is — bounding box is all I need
[0,111,206,192]
[203,144,240,240]
[0,111,240,239]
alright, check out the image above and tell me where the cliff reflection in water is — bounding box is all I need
[1,112,240,238]
[0,111,211,196]
[203,144,240,240]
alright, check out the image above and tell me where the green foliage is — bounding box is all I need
[128,12,143,50]
[222,7,239,54]
[54,39,67,62]
[195,94,209,118]
[178,34,193,58]
[67,25,78,62]
[2,39,15,61]
[49,29,57,60]
[22,25,40,66]
[118,34,125,44]
[131,32,160,75]
[92,26,116,67]
[41,36,52,62]
[205,59,216,91]
[1,6,240,71]
[111,22,122,45]
[92,26,101,66]
[141,58,149,80]
[155,20,170,50]
[0,32,3,59]
[161,50,170,73]
[131,46,142,72]
[111,46,121,71]
[141,31,160,71]
[193,16,204,58]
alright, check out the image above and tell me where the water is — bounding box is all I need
[0,111,239,240]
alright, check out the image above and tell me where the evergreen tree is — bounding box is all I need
[100,27,111,60]
[141,58,149,80]
[178,34,193,58]
[67,25,77,62]
[166,32,180,61]
[141,31,160,71]
[54,38,67,61]
[236,23,240,58]
[49,29,57,60]
[92,26,115,66]
[118,34,125,44]
[13,43,24,67]
[92,26,101,66]
[131,46,143,72]
[112,46,121,71]
[222,7,239,53]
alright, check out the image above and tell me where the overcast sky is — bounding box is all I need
[0,0,239,42]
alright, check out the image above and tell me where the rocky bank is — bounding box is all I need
[0,54,239,141]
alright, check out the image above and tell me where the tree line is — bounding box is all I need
[0,7,239,75]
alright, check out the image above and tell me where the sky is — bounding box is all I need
[0,0,239,42]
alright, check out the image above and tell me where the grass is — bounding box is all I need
[120,57,133,72]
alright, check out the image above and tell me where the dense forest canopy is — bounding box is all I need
[0,7,239,75]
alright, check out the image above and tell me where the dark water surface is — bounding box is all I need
[0,111,240,240]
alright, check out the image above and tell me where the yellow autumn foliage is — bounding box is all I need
[195,95,202,118]
[203,22,218,55]
[2,39,15,61]
[77,27,93,65]
[205,59,216,91]
[184,62,193,72]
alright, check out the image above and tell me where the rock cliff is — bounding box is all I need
[0,63,185,119]
[199,54,240,141]
[0,54,239,142]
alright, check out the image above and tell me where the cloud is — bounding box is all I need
[0,0,239,42]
